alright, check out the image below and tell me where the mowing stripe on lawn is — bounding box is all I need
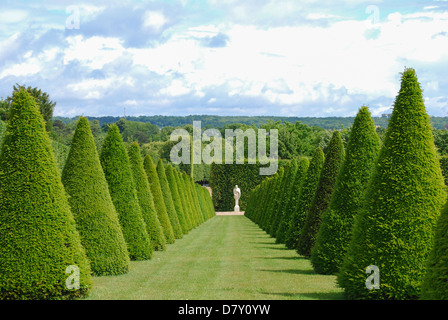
[87,216,343,300]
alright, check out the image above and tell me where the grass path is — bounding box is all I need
[86,216,344,300]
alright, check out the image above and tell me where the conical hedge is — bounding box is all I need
[156,159,183,239]
[188,174,205,225]
[165,164,189,234]
[0,90,91,299]
[311,107,381,275]
[128,142,166,251]
[285,148,325,250]
[338,68,447,300]
[298,131,345,257]
[183,172,200,228]
[276,158,310,244]
[173,168,193,231]
[100,125,152,261]
[270,163,294,237]
[61,117,130,276]
[143,155,175,244]
[420,202,448,299]
[265,167,285,234]
[261,170,282,232]
[274,160,299,242]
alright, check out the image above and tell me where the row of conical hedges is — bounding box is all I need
[0,90,215,299]
[246,68,448,300]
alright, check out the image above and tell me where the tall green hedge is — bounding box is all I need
[173,168,194,231]
[338,68,447,300]
[157,159,183,239]
[0,90,91,299]
[420,201,448,299]
[311,107,381,275]
[188,174,205,224]
[128,142,166,251]
[100,125,152,261]
[285,148,325,250]
[276,158,310,243]
[62,117,130,276]
[210,163,265,211]
[298,131,345,257]
[261,169,283,232]
[267,166,288,236]
[144,155,175,244]
[166,164,189,234]
[439,155,448,185]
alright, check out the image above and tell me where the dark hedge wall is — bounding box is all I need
[210,160,288,211]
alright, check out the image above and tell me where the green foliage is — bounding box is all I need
[187,174,205,225]
[128,142,166,251]
[173,168,194,231]
[265,167,286,236]
[61,117,130,276]
[210,163,266,211]
[298,131,345,257]
[310,107,381,275]
[100,125,152,261]
[0,90,91,299]
[157,159,183,239]
[420,202,448,299]
[181,172,199,228]
[276,158,310,243]
[338,68,447,300]
[439,155,448,185]
[143,155,175,244]
[166,165,190,234]
[116,118,159,144]
[284,148,324,250]
[3,84,56,132]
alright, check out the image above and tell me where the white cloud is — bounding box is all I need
[0,9,28,24]
[142,10,168,32]
[63,35,125,69]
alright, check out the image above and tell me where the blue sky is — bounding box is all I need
[0,0,447,118]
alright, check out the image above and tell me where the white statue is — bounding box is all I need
[233,185,241,212]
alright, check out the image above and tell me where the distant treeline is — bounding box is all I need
[53,115,448,130]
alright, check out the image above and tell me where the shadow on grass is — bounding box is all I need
[258,256,306,261]
[248,241,278,245]
[257,246,290,251]
[260,291,344,300]
[259,268,316,275]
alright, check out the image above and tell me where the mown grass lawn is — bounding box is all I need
[86,216,344,300]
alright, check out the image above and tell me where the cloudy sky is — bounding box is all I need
[0,0,447,118]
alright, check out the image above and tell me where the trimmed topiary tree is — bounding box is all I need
[298,131,345,258]
[173,168,193,231]
[285,148,325,250]
[269,163,295,237]
[338,68,447,300]
[311,106,381,275]
[180,171,197,229]
[166,164,189,235]
[0,90,91,299]
[157,159,183,239]
[62,117,130,276]
[100,125,152,261]
[420,201,448,299]
[276,158,310,244]
[128,142,166,251]
[144,155,175,244]
[265,167,285,235]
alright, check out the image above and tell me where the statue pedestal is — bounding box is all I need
[234,205,240,212]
